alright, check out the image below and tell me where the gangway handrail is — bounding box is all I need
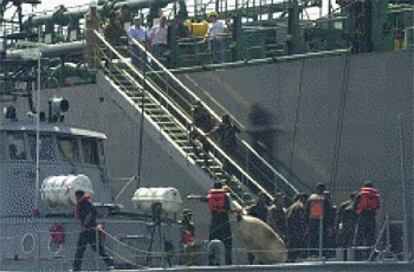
[95,30,277,202]
[94,31,193,127]
[241,139,299,194]
[129,32,299,196]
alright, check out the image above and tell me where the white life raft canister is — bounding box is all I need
[41,175,94,207]
[131,187,183,217]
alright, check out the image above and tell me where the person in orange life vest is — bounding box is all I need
[305,183,332,255]
[73,190,114,271]
[354,181,380,247]
[206,182,232,265]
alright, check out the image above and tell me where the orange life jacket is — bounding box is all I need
[207,189,227,213]
[308,193,325,219]
[356,187,380,215]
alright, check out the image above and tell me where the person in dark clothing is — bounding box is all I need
[210,114,240,153]
[323,191,337,257]
[267,193,287,240]
[73,190,113,271]
[305,183,331,257]
[209,114,240,175]
[175,12,190,39]
[189,100,215,164]
[286,193,308,261]
[336,192,357,248]
[247,192,269,222]
[191,100,215,133]
[354,181,380,247]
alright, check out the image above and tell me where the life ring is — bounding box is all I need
[48,236,64,255]
[49,224,65,244]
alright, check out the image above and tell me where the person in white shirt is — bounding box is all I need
[207,12,227,64]
[149,16,169,64]
[128,16,147,69]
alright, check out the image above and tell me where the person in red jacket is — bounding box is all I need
[206,182,232,265]
[354,181,380,247]
[188,182,232,264]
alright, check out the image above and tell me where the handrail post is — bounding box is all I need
[95,227,99,270]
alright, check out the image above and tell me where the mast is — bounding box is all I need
[33,28,42,216]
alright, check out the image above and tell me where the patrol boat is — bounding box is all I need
[0,97,184,271]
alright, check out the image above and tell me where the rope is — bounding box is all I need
[104,246,144,268]
[329,55,350,194]
[288,59,305,177]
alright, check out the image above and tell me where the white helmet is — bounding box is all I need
[89,1,97,8]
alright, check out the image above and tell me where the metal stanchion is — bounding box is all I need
[161,223,165,268]
[398,113,409,262]
[95,227,99,270]
[319,217,323,260]
[36,231,41,271]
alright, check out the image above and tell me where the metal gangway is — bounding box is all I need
[94,30,300,205]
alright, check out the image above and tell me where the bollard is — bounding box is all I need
[207,239,225,266]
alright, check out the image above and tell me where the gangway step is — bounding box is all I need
[103,55,264,208]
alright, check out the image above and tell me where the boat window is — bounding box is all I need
[57,137,80,163]
[7,132,26,160]
[82,138,99,164]
[29,135,57,161]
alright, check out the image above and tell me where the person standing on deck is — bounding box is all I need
[84,2,102,69]
[149,16,169,64]
[354,181,380,247]
[72,190,113,271]
[305,183,331,256]
[128,16,147,69]
[206,11,227,64]
[188,182,233,265]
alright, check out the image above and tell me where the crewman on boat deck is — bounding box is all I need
[336,191,357,248]
[354,181,380,247]
[246,192,269,223]
[286,193,308,260]
[73,190,114,271]
[187,182,233,264]
[267,193,287,240]
[206,182,233,265]
[305,183,331,256]
[180,209,197,265]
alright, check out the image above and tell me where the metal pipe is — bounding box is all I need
[26,0,178,28]
[5,41,84,60]
[35,38,41,215]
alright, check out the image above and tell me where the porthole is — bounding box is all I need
[21,233,35,255]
